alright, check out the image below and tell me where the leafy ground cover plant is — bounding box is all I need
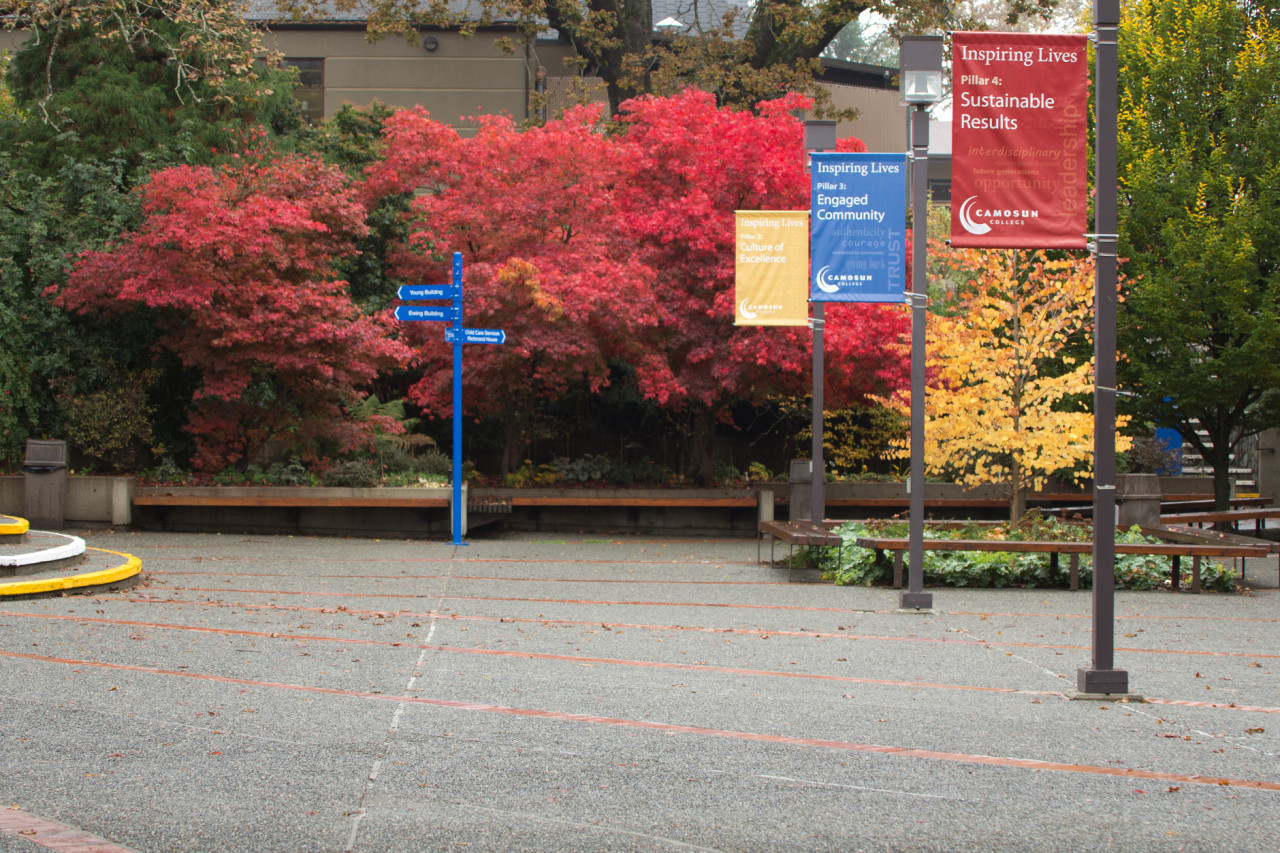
[812,518,1238,592]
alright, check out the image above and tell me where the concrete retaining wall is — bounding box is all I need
[0,476,133,529]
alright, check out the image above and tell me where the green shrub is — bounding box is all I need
[267,456,312,486]
[419,448,452,477]
[321,459,380,488]
[710,461,741,485]
[553,454,613,482]
[376,444,417,474]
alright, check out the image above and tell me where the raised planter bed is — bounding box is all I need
[130,485,453,538]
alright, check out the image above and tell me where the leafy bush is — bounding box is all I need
[814,520,1238,592]
[552,454,614,482]
[321,459,381,488]
[376,444,417,474]
[54,373,161,472]
[711,461,741,485]
[547,454,675,486]
[419,448,452,477]
[214,455,315,486]
[381,471,449,487]
[267,456,313,486]
[506,460,559,487]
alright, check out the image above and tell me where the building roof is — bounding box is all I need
[243,0,750,36]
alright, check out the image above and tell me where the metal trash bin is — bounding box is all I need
[23,440,68,530]
[1117,473,1162,528]
[788,459,813,521]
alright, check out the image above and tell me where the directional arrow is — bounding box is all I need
[394,305,456,322]
[445,327,506,345]
[397,284,460,300]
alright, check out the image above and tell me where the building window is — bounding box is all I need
[283,58,324,123]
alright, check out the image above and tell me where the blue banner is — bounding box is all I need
[810,153,908,303]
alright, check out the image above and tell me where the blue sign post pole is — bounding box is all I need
[394,250,504,545]
[449,252,465,546]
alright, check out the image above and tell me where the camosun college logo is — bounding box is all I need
[957,196,993,235]
[738,298,784,319]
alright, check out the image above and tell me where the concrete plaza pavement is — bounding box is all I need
[1,528,1278,852]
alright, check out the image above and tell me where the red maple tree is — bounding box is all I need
[58,155,412,470]
[365,105,658,473]
[613,90,910,479]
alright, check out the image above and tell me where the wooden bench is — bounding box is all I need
[512,496,757,508]
[1145,524,1280,586]
[1050,496,1271,518]
[1159,507,1280,535]
[854,536,1270,593]
[132,493,450,508]
[758,520,845,567]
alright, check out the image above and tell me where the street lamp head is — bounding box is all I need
[899,35,944,104]
[803,119,837,155]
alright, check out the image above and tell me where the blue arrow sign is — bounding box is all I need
[445,327,506,345]
[397,284,460,300]
[394,305,455,322]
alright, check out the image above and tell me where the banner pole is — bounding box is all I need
[1079,0,1126,694]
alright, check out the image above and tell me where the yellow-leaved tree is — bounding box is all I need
[892,248,1130,523]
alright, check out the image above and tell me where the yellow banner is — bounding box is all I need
[734,211,809,326]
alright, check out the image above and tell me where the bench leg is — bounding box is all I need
[1171,555,1181,591]
[1049,552,1059,585]
[893,552,904,589]
[1191,555,1202,594]
[1070,554,1079,591]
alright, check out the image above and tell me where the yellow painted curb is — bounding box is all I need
[0,516,30,536]
[0,548,141,597]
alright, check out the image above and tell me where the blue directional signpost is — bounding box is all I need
[445,328,506,346]
[393,305,456,323]
[395,252,506,545]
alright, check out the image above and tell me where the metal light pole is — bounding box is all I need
[899,35,943,611]
[1079,0,1129,695]
[804,119,837,526]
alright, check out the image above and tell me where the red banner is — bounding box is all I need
[950,32,1089,249]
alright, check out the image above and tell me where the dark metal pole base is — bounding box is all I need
[1077,667,1129,694]
[899,591,933,610]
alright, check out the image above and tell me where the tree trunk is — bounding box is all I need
[687,408,716,484]
[500,405,526,477]
[1008,456,1027,525]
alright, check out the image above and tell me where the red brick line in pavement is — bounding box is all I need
[0,807,138,853]
[0,610,1037,697]
[948,609,1280,624]
[149,570,783,585]
[3,649,1279,793]
[132,553,752,563]
[147,586,1280,629]
[106,594,1280,661]
[153,586,875,615]
[6,608,1280,714]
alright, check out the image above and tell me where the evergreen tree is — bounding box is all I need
[1117,0,1280,506]
[4,2,301,178]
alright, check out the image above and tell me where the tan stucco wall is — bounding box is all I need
[1,31,27,53]
[260,28,536,127]
[819,82,907,154]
